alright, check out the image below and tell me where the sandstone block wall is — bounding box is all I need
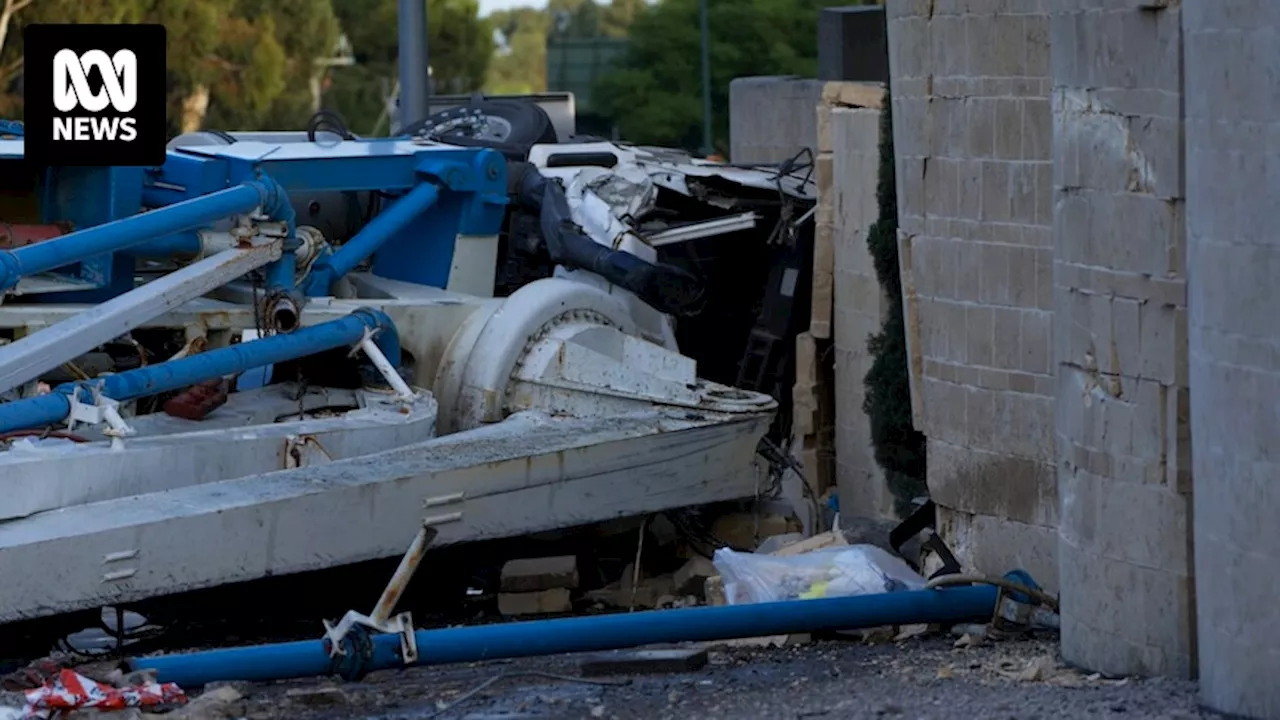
[730,78,891,523]
[728,77,825,164]
[1184,1,1280,716]
[1050,2,1195,680]
[887,0,1059,589]
[829,106,894,521]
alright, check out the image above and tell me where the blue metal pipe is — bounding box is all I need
[0,178,291,292]
[304,181,440,296]
[126,233,203,258]
[141,186,186,208]
[265,244,298,295]
[127,583,1003,687]
[0,308,399,434]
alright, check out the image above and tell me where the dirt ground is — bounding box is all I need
[205,633,1216,720]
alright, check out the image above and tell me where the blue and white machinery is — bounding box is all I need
[0,123,778,629]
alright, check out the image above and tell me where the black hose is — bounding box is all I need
[514,168,706,317]
[206,129,238,144]
[307,109,354,142]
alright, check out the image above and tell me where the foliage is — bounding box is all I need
[861,87,928,518]
[324,0,492,135]
[486,7,550,95]
[0,0,341,133]
[591,0,873,153]
[484,0,640,96]
[0,0,491,136]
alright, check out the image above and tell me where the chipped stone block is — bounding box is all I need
[500,555,580,592]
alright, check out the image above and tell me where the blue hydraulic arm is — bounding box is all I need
[0,176,292,293]
[302,181,441,296]
[0,308,399,434]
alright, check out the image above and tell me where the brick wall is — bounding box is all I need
[1050,2,1194,679]
[887,0,1059,589]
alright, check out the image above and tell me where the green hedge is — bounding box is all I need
[861,87,928,518]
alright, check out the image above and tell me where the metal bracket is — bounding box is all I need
[323,609,418,665]
[989,570,1046,637]
[321,524,438,667]
[66,383,134,449]
[350,327,416,402]
[284,434,333,469]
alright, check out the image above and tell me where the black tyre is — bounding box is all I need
[403,99,558,159]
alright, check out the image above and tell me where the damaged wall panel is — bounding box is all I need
[1050,1,1194,680]
[886,0,1059,590]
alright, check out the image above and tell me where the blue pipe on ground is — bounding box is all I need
[303,181,440,296]
[127,583,1004,687]
[0,308,399,434]
[0,178,292,292]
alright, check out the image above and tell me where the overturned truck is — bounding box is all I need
[0,103,817,642]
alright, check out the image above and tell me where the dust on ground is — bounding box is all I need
[218,634,1215,720]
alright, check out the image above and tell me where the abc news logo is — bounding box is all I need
[23,24,167,167]
[53,49,140,142]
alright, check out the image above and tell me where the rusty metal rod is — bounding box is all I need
[371,525,438,625]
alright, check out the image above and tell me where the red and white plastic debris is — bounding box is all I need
[21,668,186,718]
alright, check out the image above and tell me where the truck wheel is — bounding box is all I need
[403,100,557,155]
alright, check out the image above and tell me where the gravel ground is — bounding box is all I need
[206,633,1218,720]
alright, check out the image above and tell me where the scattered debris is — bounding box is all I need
[949,623,989,639]
[284,685,347,708]
[672,557,717,597]
[1014,655,1061,682]
[711,544,925,605]
[586,575,675,610]
[754,533,805,555]
[21,668,185,719]
[578,648,709,677]
[716,634,811,649]
[768,529,848,557]
[165,685,243,719]
[500,556,581,593]
[709,512,794,551]
[856,627,898,645]
[0,693,22,720]
[1,657,67,692]
[499,588,574,616]
[704,575,728,607]
[892,624,931,642]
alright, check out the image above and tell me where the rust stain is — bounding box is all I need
[0,221,72,249]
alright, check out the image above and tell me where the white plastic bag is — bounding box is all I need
[711,544,926,605]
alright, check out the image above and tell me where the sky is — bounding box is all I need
[478,0,547,16]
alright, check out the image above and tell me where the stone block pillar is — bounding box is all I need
[1185,1,1280,715]
[1050,0,1195,679]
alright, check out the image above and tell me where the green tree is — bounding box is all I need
[593,0,872,152]
[0,0,153,117]
[486,7,550,95]
[0,0,339,134]
[483,0,642,96]
[862,86,927,518]
[598,0,643,38]
[548,0,599,38]
[206,0,340,130]
[327,0,492,134]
